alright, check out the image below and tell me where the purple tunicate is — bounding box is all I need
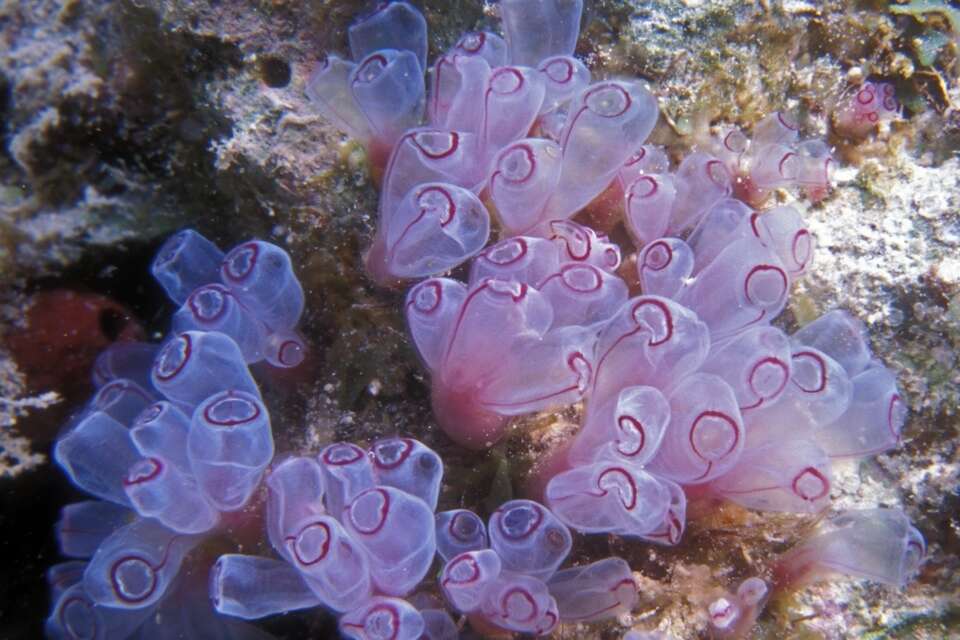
[306,56,371,141]
[220,240,304,333]
[646,373,745,484]
[339,596,426,640]
[469,236,562,286]
[833,81,899,139]
[369,437,444,511]
[210,554,321,620]
[667,152,733,235]
[91,341,157,390]
[636,237,695,300]
[776,508,925,587]
[343,486,437,597]
[699,325,792,414]
[151,229,225,306]
[348,1,428,72]
[536,263,629,328]
[793,139,833,201]
[47,580,153,640]
[489,138,563,235]
[435,509,489,563]
[590,296,711,406]
[82,518,198,610]
[439,549,502,613]
[619,144,671,189]
[546,459,670,535]
[123,456,220,534]
[791,309,872,376]
[548,219,622,272]
[56,501,132,559]
[265,456,327,559]
[172,284,266,363]
[570,385,671,467]
[542,81,659,223]
[372,181,491,282]
[488,499,572,580]
[709,124,749,177]
[481,66,547,155]
[405,277,468,371]
[814,363,905,458]
[537,55,591,115]
[711,438,832,513]
[54,411,140,506]
[745,346,853,443]
[451,31,508,68]
[129,401,191,474]
[753,111,800,146]
[317,441,376,519]
[262,329,307,369]
[88,378,155,426]
[685,198,754,274]
[500,0,584,66]
[676,237,790,340]
[478,572,559,635]
[625,173,677,247]
[547,557,637,622]
[350,49,426,150]
[635,477,686,546]
[429,53,491,133]
[150,331,260,410]
[279,515,373,612]
[187,389,274,512]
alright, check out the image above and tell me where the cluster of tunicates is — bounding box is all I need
[211,435,637,639]
[46,231,303,639]
[43,1,925,638]
[304,0,924,636]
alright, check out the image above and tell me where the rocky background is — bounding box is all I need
[1,0,958,638]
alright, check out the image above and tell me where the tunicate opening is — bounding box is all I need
[745,266,787,307]
[364,605,399,637]
[111,557,156,603]
[205,394,259,426]
[501,504,541,538]
[293,521,331,565]
[61,597,97,639]
[690,411,738,460]
[498,146,535,183]
[585,84,630,118]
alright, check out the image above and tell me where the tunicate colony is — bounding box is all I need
[45,1,925,639]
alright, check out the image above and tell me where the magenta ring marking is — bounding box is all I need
[321,443,365,465]
[688,410,740,461]
[495,503,543,541]
[287,520,331,566]
[154,334,192,382]
[188,284,230,323]
[223,242,260,283]
[790,350,828,393]
[501,587,538,622]
[123,457,164,487]
[743,264,788,307]
[372,437,414,470]
[597,466,638,510]
[792,467,829,501]
[203,391,261,427]
[642,240,673,272]
[616,415,646,457]
[410,130,460,160]
[348,487,391,535]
